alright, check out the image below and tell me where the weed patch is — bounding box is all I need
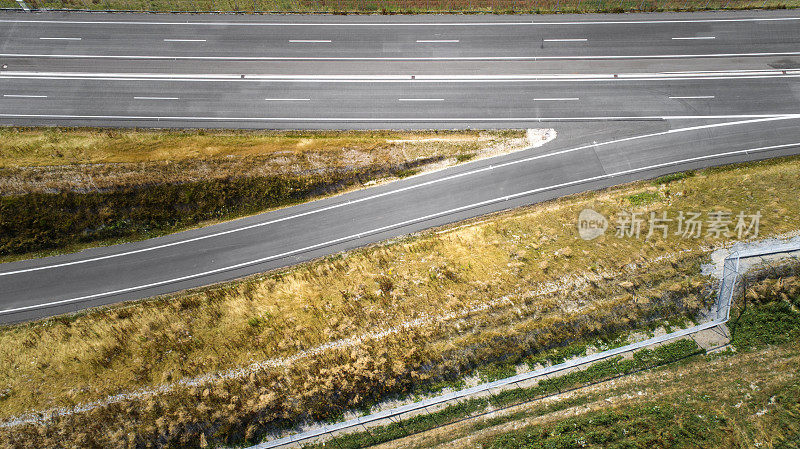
[627,191,661,207]
[731,273,800,350]
[652,171,694,185]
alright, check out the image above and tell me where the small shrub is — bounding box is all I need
[375,276,394,296]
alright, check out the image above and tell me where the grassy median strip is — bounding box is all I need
[18,0,800,13]
[1,155,799,448]
[0,128,525,259]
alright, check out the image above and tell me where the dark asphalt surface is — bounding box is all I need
[2,116,799,322]
[0,10,799,128]
[1,9,799,60]
[0,10,799,321]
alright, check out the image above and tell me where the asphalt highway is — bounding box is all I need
[0,10,799,128]
[2,116,800,321]
[2,9,800,61]
[0,10,799,321]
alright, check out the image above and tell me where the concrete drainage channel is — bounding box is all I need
[252,236,800,449]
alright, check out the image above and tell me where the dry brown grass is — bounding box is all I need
[0,156,799,447]
[0,128,524,194]
[0,128,512,167]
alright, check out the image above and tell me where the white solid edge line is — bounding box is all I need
[264,98,310,101]
[533,97,580,101]
[397,98,444,101]
[3,50,800,61]
[669,95,715,99]
[3,74,800,84]
[543,38,588,42]
[672,36,716,40]
[38,37,82,40]
[0,113,793,122]
[2,94,47,98]
[163,39,207,42]
[3,73,800,84]
[0,114,796,283]
[5,69,782,78]
[1,69,798,83]
[288,40,332,43]
[2,131,798,315]
[133,96,179,100]
[416,40,459,43]
[5,16,800,26]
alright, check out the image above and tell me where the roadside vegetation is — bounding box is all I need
[9,0,800,13]
[1,155,799,448]
[302,339,706,449]
[479,275,800,449]
[315,269,800,449]
[0,128,526,260]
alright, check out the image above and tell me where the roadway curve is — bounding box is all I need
[0,10,799,321]
[2,116,800,321]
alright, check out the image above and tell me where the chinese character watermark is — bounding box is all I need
[577,209,761,241]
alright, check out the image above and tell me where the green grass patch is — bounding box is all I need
[488,403,725,448]
[489,340,701,409]
[478,362,518,383]
[627,191,661,206]
[652,171,694,185]
[456,153,477,163]
[395,168,420,178]
[731,295,800,351]
[525,342,588,369]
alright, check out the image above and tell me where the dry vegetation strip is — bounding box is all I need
[0,128,526,259]
[0,156,799,448]
[330,270,800,449]
[18,0,800,13]
[0,128,521,191]
[0,128,517,169]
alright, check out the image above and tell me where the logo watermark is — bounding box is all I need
[578,209,609,241]
[578,209,761,241]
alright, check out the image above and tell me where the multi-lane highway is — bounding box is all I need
[0,10,799,128]
[0,10,799,321]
